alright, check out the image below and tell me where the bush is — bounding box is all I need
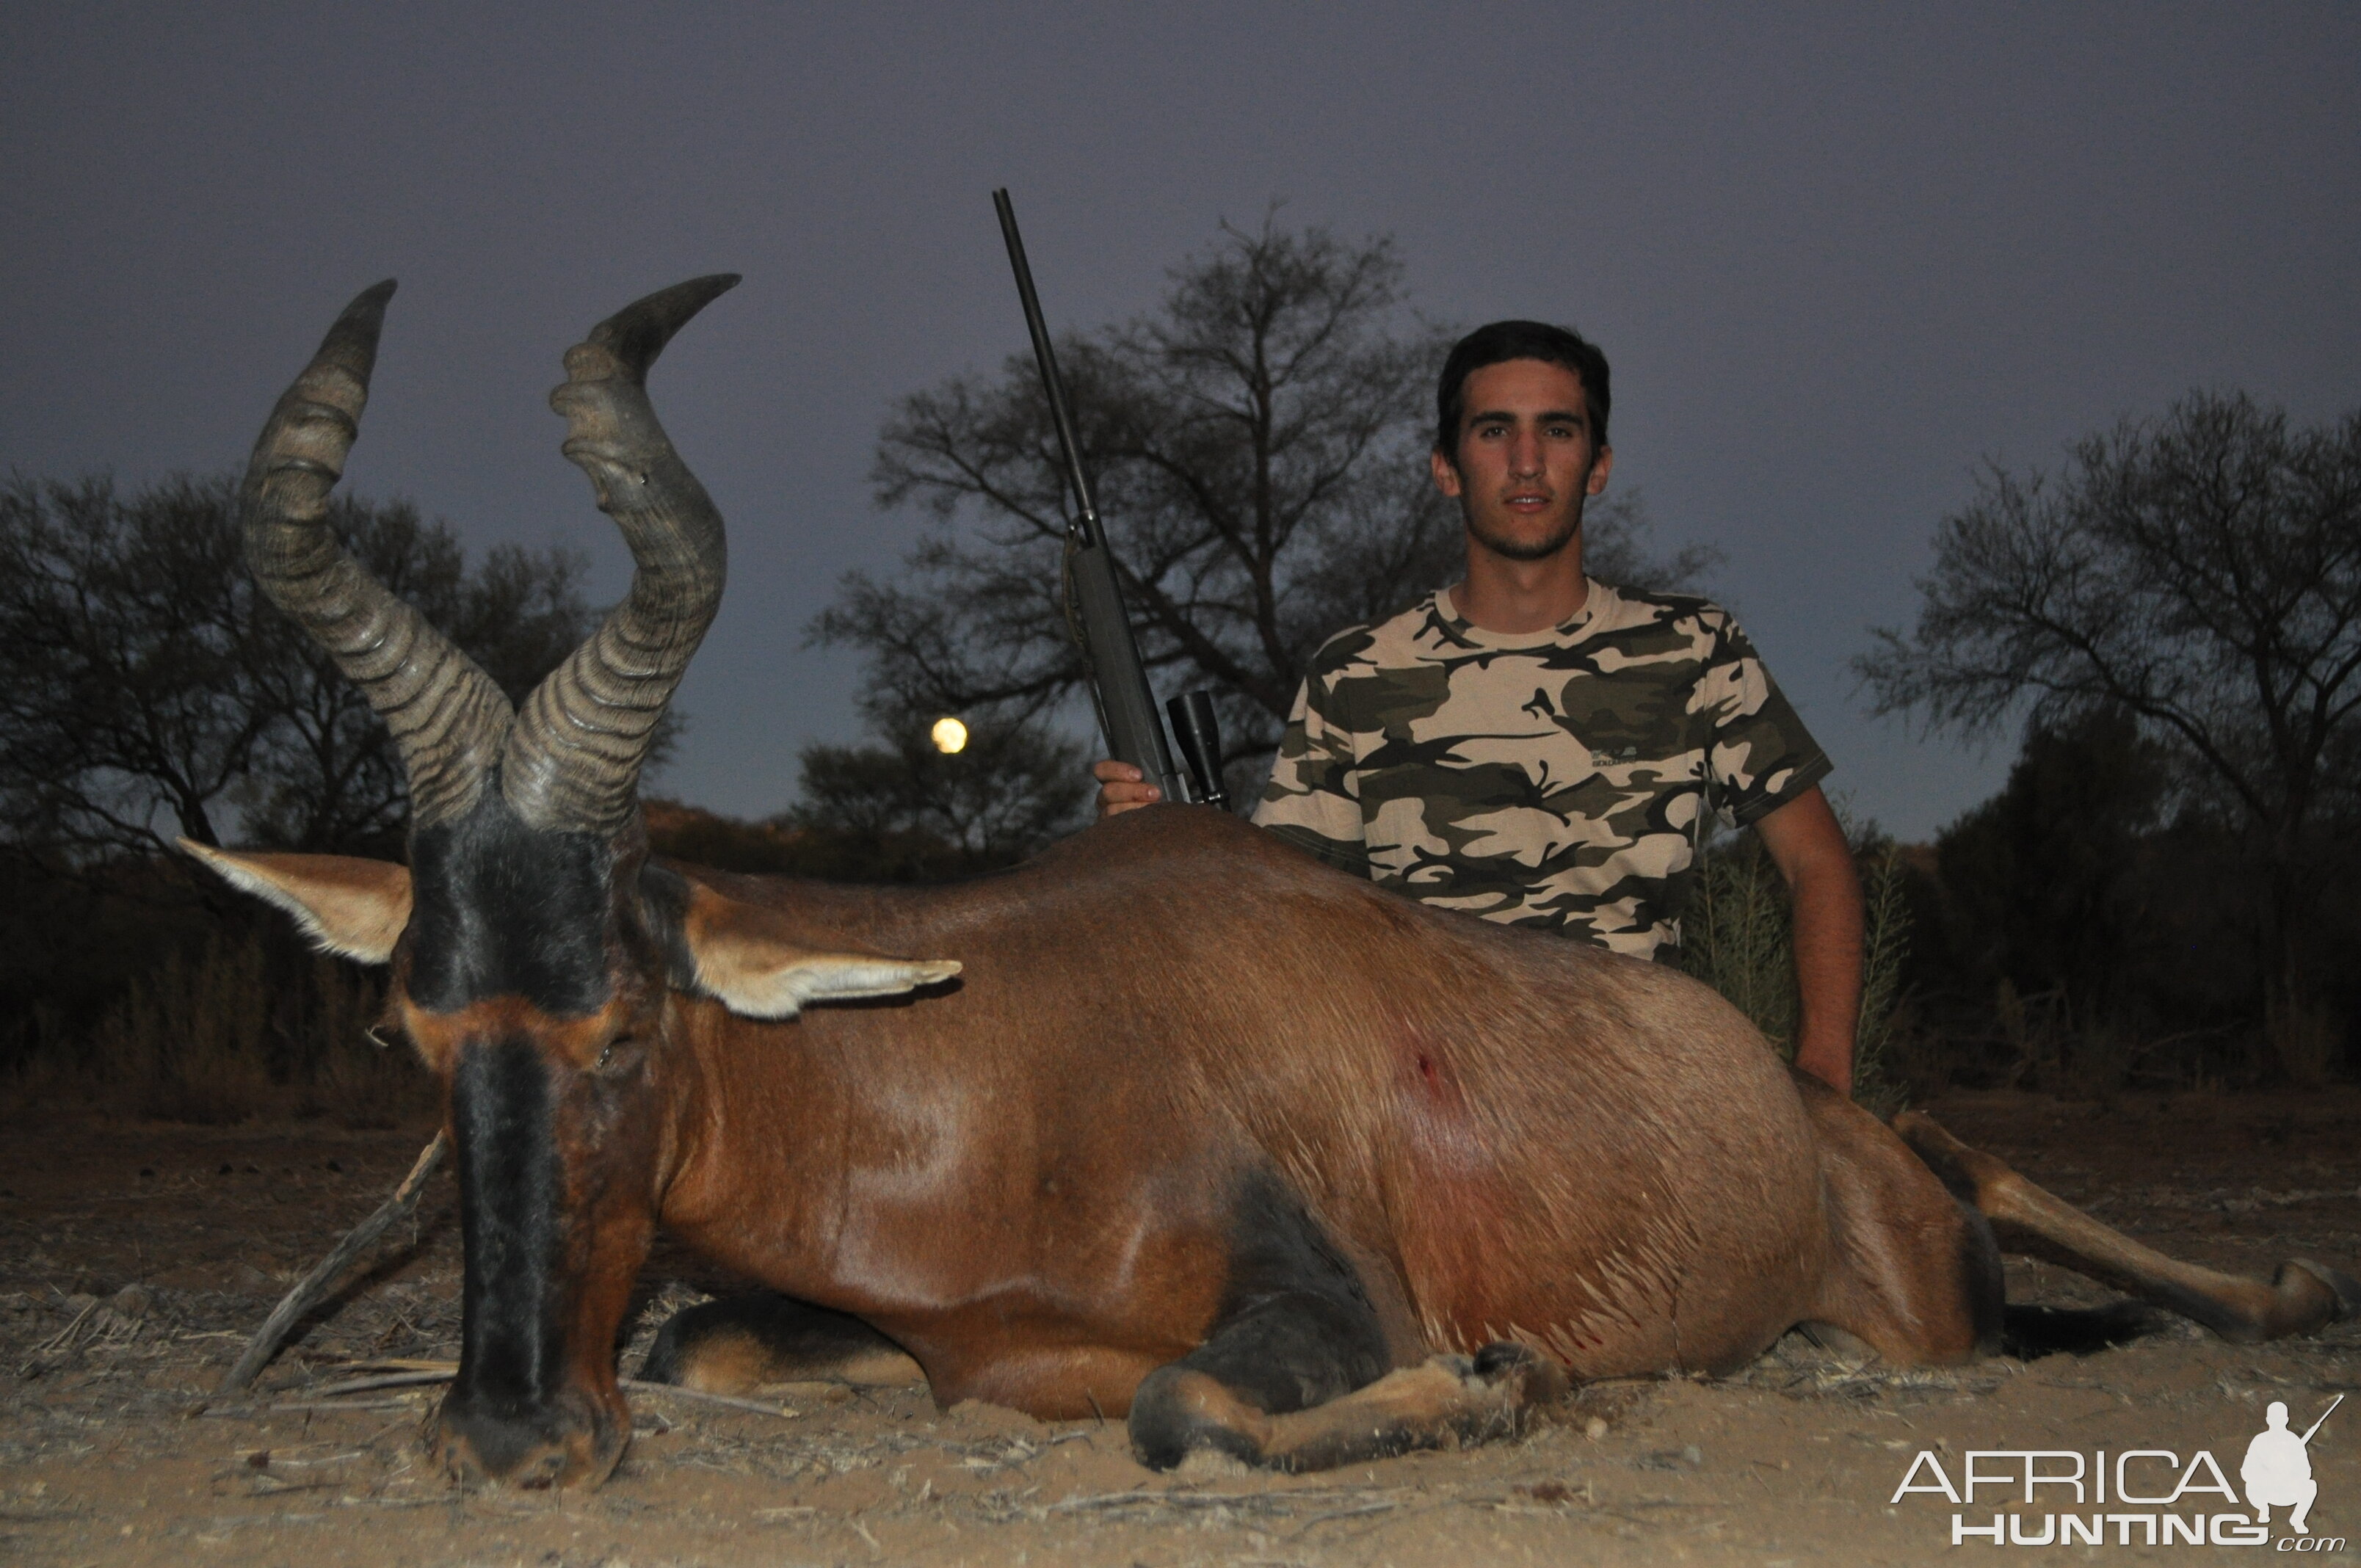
[1680,819,1914,1113]
[96,935,275,1123]
[7,921,433,1128]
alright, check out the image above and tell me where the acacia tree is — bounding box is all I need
[1857,391,2361,1082]
[818,213,1708,799]
[0,473,598,864]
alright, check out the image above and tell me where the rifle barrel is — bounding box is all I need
[990,188,1192,802]
[993,189,1100,545]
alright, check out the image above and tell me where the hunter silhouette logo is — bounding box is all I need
[2246,1395,2341,1536]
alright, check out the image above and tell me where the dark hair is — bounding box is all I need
[1435,320,1611,461]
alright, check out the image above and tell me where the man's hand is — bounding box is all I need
[1092,759,1162,819]
[1753,785,1864,1098]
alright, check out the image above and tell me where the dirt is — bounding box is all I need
[2,1088,2357,1566]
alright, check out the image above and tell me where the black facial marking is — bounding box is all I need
[408,791,613,1015]
[450,1039,566,1417]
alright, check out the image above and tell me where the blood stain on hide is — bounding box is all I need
[1394,1031,1521,1344]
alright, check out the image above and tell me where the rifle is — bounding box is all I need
[992,189,1227,809]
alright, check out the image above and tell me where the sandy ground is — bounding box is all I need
[3,1088,2357,1567]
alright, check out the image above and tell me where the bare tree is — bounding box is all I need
[1856,391,2361,1081]
[818,213,1710,796]
[1,475,262,854]
[0,473,597,863]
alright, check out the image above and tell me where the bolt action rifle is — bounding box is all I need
[992,189,1227,809]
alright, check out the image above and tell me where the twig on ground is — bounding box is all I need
[211,1133,449,1401]
[336,1357,460,1373]
[335,1494,444,1510]
[1046,1486,1408,1517]
[622,1378,802,1419]
[251,1357,805,1420]
[1296,1498,1404,1529]
[18,1296,100,1373]
[267,1399,418,1414]
[306,1369,458,1398]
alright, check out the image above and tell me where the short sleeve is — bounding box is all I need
[1696,615,1832,827]
[1252,667,1371,876]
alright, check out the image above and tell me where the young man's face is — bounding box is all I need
[1431,357,1612,563]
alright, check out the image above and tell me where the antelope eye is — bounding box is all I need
[596,1038,639,1075]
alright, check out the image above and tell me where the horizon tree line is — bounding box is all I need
[5,216,2357,1095]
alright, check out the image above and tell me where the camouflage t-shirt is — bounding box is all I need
[1252,581,1830,962]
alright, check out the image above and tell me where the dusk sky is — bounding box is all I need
[6,4,2356,841]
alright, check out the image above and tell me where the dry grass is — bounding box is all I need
[1680,828,1913,1111]
[7,926,433,1128]
[105,935,272,1122]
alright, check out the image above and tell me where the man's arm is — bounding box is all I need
[1751,784,1863,1097]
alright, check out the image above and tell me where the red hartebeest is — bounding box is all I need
[192,278,2358,1490]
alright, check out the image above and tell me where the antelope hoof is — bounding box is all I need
[2283,1259,2361,1327]
[1472,1340,1571,1412]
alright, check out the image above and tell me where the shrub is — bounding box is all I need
[1680,819,1913,1113]
[7,923,432,1128]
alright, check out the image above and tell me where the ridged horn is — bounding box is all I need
[501,275,739,836]
[241,280,515,828]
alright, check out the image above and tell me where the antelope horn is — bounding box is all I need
[241,280,515,829]
[501,274,739,837]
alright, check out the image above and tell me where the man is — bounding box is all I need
[1098,320,1863,1094]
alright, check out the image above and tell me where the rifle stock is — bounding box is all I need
[993,189,1208,806]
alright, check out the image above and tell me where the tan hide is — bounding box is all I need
[679,882,960,1019]
[179,841,412,965]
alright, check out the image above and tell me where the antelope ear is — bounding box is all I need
[179,841,412,965]
[678,882,960,1020]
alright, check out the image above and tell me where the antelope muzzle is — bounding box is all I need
[432,1037,642,1488]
